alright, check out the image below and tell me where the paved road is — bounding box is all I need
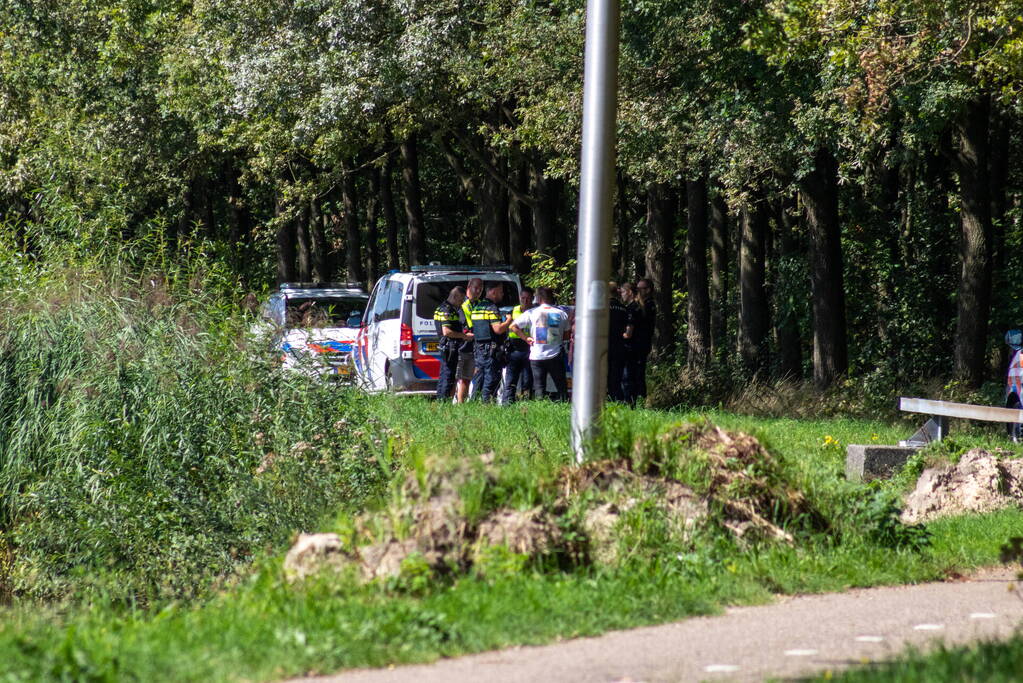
[301,568,1022,683]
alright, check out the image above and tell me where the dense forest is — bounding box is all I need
[2,0,1022,392]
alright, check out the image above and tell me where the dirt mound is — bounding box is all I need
[562,424,816,545]
[476,508,562,556]
[284,424,816,581]
[901,449,1023,524]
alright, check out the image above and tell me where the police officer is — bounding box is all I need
[607,281,629,402]
[467,280,512,402]
[500,286,535,404]
[629,278,657,404]
[456,278,484,403]
[433,286,472,401]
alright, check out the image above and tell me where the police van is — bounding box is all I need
[354,265,523,393]
[256,282,369,381]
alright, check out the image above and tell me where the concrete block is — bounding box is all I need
[845,445,919,482]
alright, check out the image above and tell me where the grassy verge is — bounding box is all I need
[1,393,1021,681]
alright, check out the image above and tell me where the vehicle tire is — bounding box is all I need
[1007,395,1022,442]
[384,363,395,392]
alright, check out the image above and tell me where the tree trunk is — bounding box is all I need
[989,106,1009,264]
[508,162,531,273]
[366,167,381,287]
[738,197,769,377]
[198,175,215,241]
[530,156,555,256]
[773,193,803,380]
[342,163,365,284]
[382,152,401,271]
[645,182,676,354]
[873,155,900,348]
[709,191,729,361]
[989,107,1012,378]
[480,173,509,264]
[686,177,711,372]
[950,97,993,387]
[799,147,848,389]
[310,198,329,283]
[275,196,297,284]
[296,203,312,281]
[401,135,427,266]
[226,165,251,249]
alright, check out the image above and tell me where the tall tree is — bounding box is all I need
[645,183,676,353]
[381,152,401,271]
[686,177,711,372]
[950,97,993,387]
[738,197,770,376]
[401,135,426,266]
[342,163,365,284]
[709,192,729,360]
[799,148,848,389]
[366,168,381,286]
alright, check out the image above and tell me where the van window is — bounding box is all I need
[483,281,520,309]
[414,280,519,320]
[415,282,457,320]
[377,280,404,321]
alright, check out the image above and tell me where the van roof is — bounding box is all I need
[409,264,514,274]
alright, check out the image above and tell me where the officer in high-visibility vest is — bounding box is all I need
[500,286,535,404]
[467,280,512,402]
[433,286,472,401]
[454,278,484,403]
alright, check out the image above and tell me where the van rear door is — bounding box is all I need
[407,278,463,381]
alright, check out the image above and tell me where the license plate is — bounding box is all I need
[424,341,440,353]
[333,365,352,376]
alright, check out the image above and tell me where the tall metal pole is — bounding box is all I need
[571,0,620,462]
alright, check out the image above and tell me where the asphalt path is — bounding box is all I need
[298,567,1023,683]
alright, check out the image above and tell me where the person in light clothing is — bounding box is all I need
[509,286,569,401]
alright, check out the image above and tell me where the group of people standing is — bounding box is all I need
[433,276,656,406]
[607,278,657,405]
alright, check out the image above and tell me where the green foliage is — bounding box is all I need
[471,544,529,580]
[523,252,577,302]
[849,487,932,551]
[0,255,386,603]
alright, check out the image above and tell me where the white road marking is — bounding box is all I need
[855,635,884,643]
[704,664,741,673]
[913,624,944,631]
[784,649,818,656]
[970,613,996,619]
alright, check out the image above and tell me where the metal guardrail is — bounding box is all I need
[898,396,1023,447]
[899,397,1023,423]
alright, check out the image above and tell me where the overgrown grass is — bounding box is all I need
[0,251,387,604]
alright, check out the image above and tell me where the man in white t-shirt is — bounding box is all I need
[509,286,569,400]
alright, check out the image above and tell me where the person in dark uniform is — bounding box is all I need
[501,286,535,404]
[433,286,472,401]
[626,278,657,405]
[467,281,512,402]
[607,281,630,402]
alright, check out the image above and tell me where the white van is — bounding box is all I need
[354,266,523,393]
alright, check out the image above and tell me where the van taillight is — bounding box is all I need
[400,323,413,358]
